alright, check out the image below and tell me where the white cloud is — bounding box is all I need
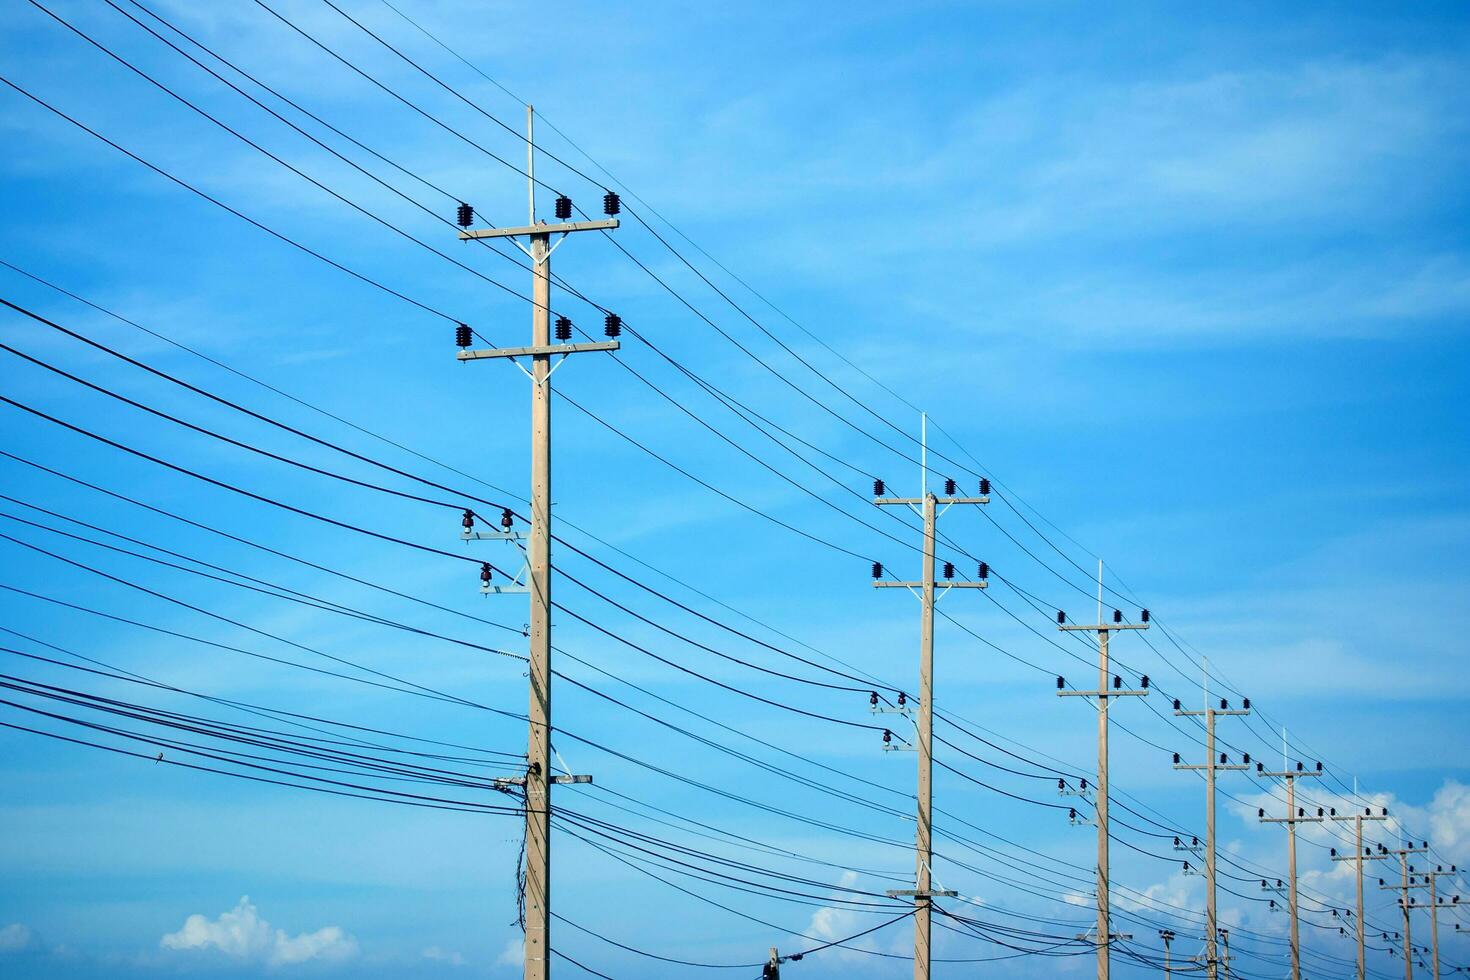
[495,936,523,968]
[423,945,467,967]
[0,923,41,954]
[159,896,358,967]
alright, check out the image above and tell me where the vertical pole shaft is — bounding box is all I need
[1288,776,1301,980]
[1164,936,1172,980]
[523,229,553,980]
[1097,627,1111,980]
[1356,818,1367,980]
[1403,853,1414,980]
[1223,932,1231,980]
[1430,874,1440,980]
[1206,708,1218,980]
[915,492,936,980]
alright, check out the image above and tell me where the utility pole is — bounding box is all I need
[1219,928,1233,980]
[871,413,989,980]
[1380,841,1431,980]
[1255,735,1324,980]
[1172,658,1251,980]
[1330,800,1391,980]
[762,946,782,979]
[1161,929,1176,980]
[1056,567,1150,980]
[1420,864,1461,980]
[454,106,621,980]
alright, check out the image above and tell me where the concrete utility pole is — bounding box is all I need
[1219,928,1233,980]
[1172,658,1251,980]
[1255,737,1324,980]
[1330,801,1390,980]
[1056,566,1150,980]
[454,106,620,980]
[1161,929,1176,980]
[871,413,989,980]
[1419,864,1461,980]
[1380,842,1433,980]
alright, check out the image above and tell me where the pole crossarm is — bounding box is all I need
[874,581,988,589]
[458,217,620,240]
[458,341,620,360]
[1059,623,1149,632]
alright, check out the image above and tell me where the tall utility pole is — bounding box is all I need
[1330,801,1390,980]
[1381,842,1432,980]
[1219,928,1233,980]
[454,106,620,980]
[871,413,989,980]
[1172,658,1251,980]
[1160,929,1176,980]
[1056,568,1150,980]
[1255,737,1324,980]
[1420,864,1461,980]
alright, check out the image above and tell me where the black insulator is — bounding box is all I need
[1140,674,1150,689]
[462,509,474,530]
[1056,676,1065,690]
[1112,674,1121,689]
[1058,778,1066,790]
[1332,848,1338,856]
[603,191,620,215]
[979,477,991,494]
[1296,761,1304,771]
[1242,697,1251,709]
[977,562,988,579]
[1173,752,1181,764]
[869,691,878,706]
[455,323,473,348]
[1112,608,1123,624]
[882,729,892,744]
[480,562,492,584]
[1192,836,1199,847]
[554,195,572,220]
[501,508,514,530]
[1080,778,1088,790]
[897,691,907,705]
[1318,808,1325,816]
[1057,610,1066,624]
[1174,836,1181,846]
[1221,698,1229,710]
[944,477,956,496]
[1172,698,1181,710]
[943,561,955,580]
[873,479,886,497]
[1298,807,1305,817]
[1220,752,1228,764]
[871,562,883,580]
[1140,608,1150,623]
[1069,807,1077,821]
[1256,762,1264,772]
[456,202,473,227]
[555,316,573,341]
[603,313,622,338]
[1258,808,1265,818]
[1244,753,1251,764]
[1330,807,1337,816]
[1316,761,1323,771]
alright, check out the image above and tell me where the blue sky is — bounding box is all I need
[1,1,1467,978]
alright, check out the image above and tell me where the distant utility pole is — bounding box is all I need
[1254,734,1324,980]
[454,106,621,980]
[1172,658,1251,980]
[1419,864,1461,980]
[1055,565,1150,980]
[1160,929,1176,980]
[1219,928,1233,980]
[1380,841,1433,980]
[1330,795,1391,980]
[871,413,989,980]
